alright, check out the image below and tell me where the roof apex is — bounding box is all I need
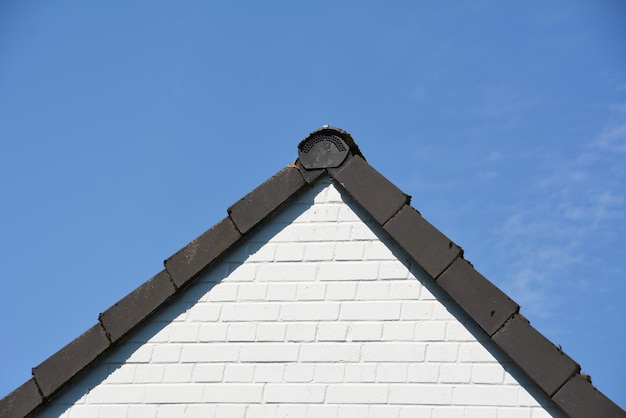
[1,128,624,418]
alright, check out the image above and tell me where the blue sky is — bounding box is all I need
[1,1,625,409]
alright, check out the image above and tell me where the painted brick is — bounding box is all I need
[326,384,388,404]
[439,364,472,384]
[186,405,218,418]
[407,364,440,383]
[180,344,239,363]
[207,283,238,301]
[318,262,378,281]
[240,343,299,362]
[337,205,361,222]
[264,384,325,403]
[98,405,130,416]
[224,364,255,382]
[414,321,447,341]
[86,385,145,404]
[425,343,459,362]
[236,283,268,301]
[325,282,357,300]
[382,321,416,341]
[361,342,426,362]
[220,303,280,321]
[192,364,224,382]
[169,323,199,342]
[376,363,408,383]
[355,281,389,300]
[254,364,284,383]
[256,263,317,282]
[133,365,164,383]
[316,322,348,341]
[400,301,435,320]
[284,364,315,383]
[266,283,297,301]
[226,323,257,342]
[274,244,305,261]
[431,408,465,418]
[350,222,379,240]
[303,243,334,261]
[163,364,193,383]
[215,404,246,418]
[255,322,286,342]
[334,242,365,260]
[378,260,412,280]
[345,364,376,383]
[286,323,317,341]
[106,364,136,383]
[245,404,277,418]
[148,344,180,363]
[363,241,396,260]
[296,283,326,300]
[277,404,309,418]
[197,323,228,342]
[314,364,345,383]
[472,364,505,384]
[202,384,263,403]
[280,303,340,321]
[445,321,475,341]
[458,342,499,363]
[388,384,453,405]
[388,279,421,299]
[307,205,341,222]
[339,301,401,320]
[337,405,370,417]
[186,303,221,322]
[348,322,383,341]
[452,386,519,406]
[308,405,339,417]
[299,343,360,362]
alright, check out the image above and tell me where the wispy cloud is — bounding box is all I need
[494,103,626,319]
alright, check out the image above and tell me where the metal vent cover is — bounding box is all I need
[298,131,349,169]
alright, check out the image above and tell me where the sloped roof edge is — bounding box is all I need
[1,127,624,418]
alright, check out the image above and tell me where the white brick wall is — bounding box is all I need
[37,178,565,418]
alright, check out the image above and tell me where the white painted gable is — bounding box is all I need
[36,177,565,417]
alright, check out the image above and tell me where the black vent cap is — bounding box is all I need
[298,126,362,169]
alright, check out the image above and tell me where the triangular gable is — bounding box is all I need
[1,127,623,418]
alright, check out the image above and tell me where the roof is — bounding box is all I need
[1,127,624,418]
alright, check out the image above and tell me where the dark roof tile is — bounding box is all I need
[437,258,519,336]
[164,217,241,288]
[330,155,409,225]
[492,315,580,396]
[0,379,41,418]
[32,324,109,398]
[99,270,176,343]
[553,375,626,418]
[228,165,306,234]
[384,205,462,278]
